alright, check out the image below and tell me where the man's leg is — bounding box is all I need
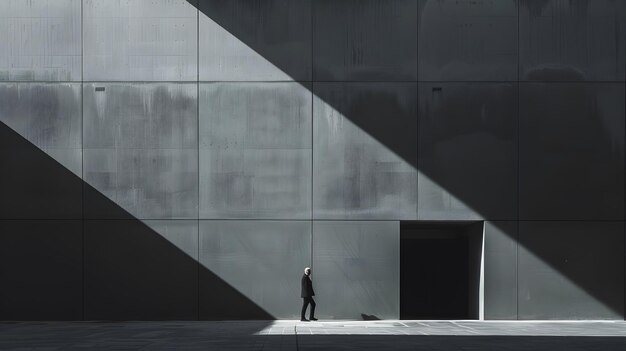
[309,298,316,320]
[301,298,310,321]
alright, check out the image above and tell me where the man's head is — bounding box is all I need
[304,267,311,276]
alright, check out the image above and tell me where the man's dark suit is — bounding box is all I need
[301,274,316,320]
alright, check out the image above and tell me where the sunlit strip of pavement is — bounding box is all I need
[260,320,626,337]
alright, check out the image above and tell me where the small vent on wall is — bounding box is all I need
[95,87,105,92]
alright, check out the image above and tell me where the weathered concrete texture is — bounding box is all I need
[313,0,418,81]
[143,219,200,261]
[518,221,624,320]
[313,83,417,220]
[418,0,518,81]
[519,83,625,220]
[0,0,81,81]
[83,148,198,219]
[83,83,197,149]
[0,83,82,176]
[84,219,199,320]
[519,0,626,81]
[199,220,311,319]
[83,0,197,81]
[483,221,518,320]
[83,83,198,219]
[312,221,400,320]
[199,83,312,219]
[198,0,311,81]
[0,83,83,220]
[417,83,518,221]
[0,220,83,321]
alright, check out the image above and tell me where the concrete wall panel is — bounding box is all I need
[483,221,518,320]
[83,83,198,219]
[83,83,197,149]
[519,83,625,220]
[0,83,82,175]
[313,0,418,81]
[199,83,312,219]
[313,83,418,220]
[142,220,200,258]
[0,83,82,219]
[518,221,624,320]
[312,221,400,320]
[0,0,81,81]
[199,220,311,319]
[199,0,311,81]
[0,220,83,320]
[520,0,626,81]
[83,0,197,81]
[418,0,518,81]
[85,219,198,320]
[83,148,198,219]
[418,83,518,220]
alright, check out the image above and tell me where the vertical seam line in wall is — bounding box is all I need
[621,3,626,320]
[196,2,200,321]
[517,0,520,83]
[416,0,419,82]
[416,0,420,223]
[81,0,85,321]
[310,0,314,268]
[516,0,520,320]
[516,221,520,320]
[620,40,625,319]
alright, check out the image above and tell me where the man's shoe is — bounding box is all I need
[310,317,318,321]
[300,318,309,322]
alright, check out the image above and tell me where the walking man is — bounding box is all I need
[301,267,317,321]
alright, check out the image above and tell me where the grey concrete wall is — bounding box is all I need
[84,219,199,320]
[418,0,518,81]
[0,220,83,320]
[199,83,312,219]
[0,0,82,81]
[417,83,517,220]
[199,220,311,319]
[83,83,198,219]
[313,0,418,81]
[0,0,625,321]
[198,0,311,81]
[83,0,198,81]
[518,221,624,320]
[519,83,625,220]
[312,221,400,320]
[483,221,518,320]
[312,82,418,220]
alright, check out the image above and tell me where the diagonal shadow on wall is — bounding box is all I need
[191,0,625,319]
[0,0,622,321]
[0,121,273,321]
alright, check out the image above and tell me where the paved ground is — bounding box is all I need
[2,320,626,350]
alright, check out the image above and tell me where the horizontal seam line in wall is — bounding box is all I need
[83,148,198,150]
[2,80,625,84]
[514,219,626,222]
[4,219,626,222]
[85,218,402,221]
[0,219,88,221]
[15,218,421,222]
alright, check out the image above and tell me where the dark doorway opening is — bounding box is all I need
[400,221,483,320]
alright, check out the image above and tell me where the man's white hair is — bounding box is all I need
[304,267,311,273]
